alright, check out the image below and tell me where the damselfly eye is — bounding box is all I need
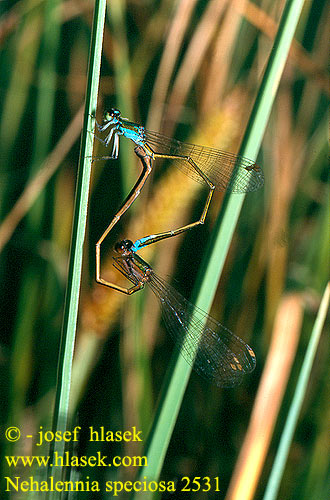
[110,108,120,117]
[114,241,124,253]
[122,239,133,250]
[114,239,133,253]
[103,109,120,122]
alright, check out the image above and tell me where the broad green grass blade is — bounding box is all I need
[133,0,307,493]
[263,282,330,500]
[49,0,106,490]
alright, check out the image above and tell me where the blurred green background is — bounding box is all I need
[0,0,329,499]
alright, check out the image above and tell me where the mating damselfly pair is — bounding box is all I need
[92,109,263,387]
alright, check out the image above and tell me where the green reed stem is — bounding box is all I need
[263,282,330,500]
[48,0,106,492]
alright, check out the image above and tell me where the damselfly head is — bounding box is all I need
[114,239,134,255]
[104,108,121,122]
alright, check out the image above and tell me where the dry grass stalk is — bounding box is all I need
[225,293,304,500]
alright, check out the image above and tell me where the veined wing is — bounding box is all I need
[147,271,256,388]
[144,129,264,193]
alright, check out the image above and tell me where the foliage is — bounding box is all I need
[0,1,329,499]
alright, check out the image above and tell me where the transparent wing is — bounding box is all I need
[147,272,256,388]
[144,129,264,193]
